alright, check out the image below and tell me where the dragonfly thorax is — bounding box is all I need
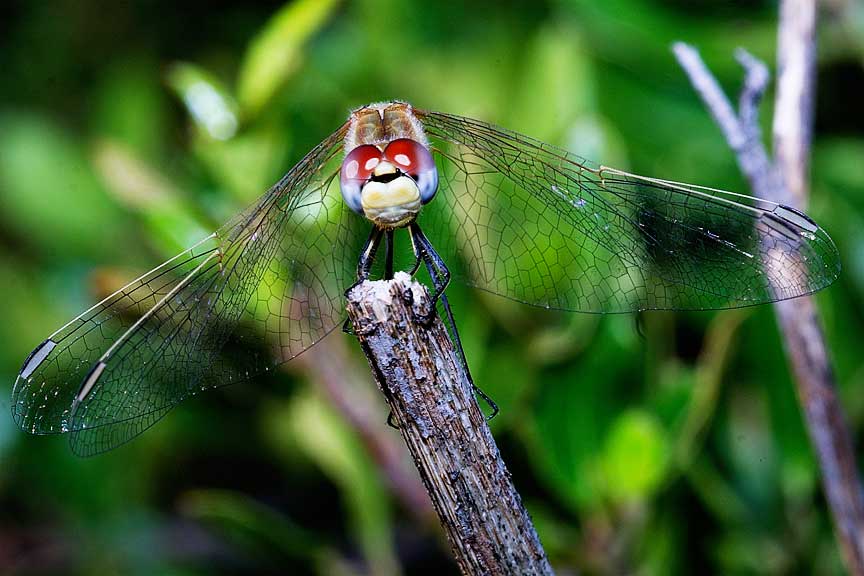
[340,102,438,228]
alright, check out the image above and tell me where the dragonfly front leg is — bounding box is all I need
[343,227,384,335]
[384,229,395,281]
[408,222,498,421]
[435,288,499,421]
[408,221,450,308]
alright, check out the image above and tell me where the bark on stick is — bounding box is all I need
[346,272,553,576]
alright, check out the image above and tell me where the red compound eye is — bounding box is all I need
[384,139,433,175]
[340,145,384,214]
[383,139,438,203]
[342,144,383,182]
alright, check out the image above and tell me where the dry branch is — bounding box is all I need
[674,6,864,571]
[346,273,553,576]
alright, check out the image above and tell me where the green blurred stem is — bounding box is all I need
[292,329,434,520]
[179,489,326,562]
[674,311,746,469]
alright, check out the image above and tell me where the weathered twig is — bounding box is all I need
[346,273,553,576]
[771,3,864,571]
[773,0,817,207]
[674,9,864,571]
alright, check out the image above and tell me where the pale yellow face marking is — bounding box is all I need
[361,175,422,228]
[361,177,419,209]
[372,160,397,177]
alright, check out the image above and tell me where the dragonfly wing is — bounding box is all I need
[415,110,840,313]
[12,122,364,455]
[12,235,222,437]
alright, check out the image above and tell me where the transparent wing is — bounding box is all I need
[414,110,840,312]
[11,121,366,455]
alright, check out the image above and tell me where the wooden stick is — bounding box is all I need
[346,272,554,576]
[674,22,864,573]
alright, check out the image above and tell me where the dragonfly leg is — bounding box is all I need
[384,229,395,280]
[386,410,400,430]
[408,222,450,304]
[343,227,384,335]
[351,227,384,292]
[437,290,499,421]
[409,222,499,421]
[406,227,436,325]
[472,378,499,420]
[341,318,354,336]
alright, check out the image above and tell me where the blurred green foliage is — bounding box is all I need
[1,0,863,574]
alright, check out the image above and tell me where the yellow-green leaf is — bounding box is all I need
[602,410,669,501]
[238,0,341,118]
[166,62,239,141]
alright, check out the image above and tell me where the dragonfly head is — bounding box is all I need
[340,138,438,228]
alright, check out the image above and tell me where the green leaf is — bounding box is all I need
[191,126,288,203]
[602,409,669,501]
[91,58,168,160]
[525,316,638,510]
[91,139,211,254]
[166,62,239,141]
[285,391,399,575]
[508,23,596,142]
[237,0,341,118]
[179,489,325,563]
[0,113,129,258]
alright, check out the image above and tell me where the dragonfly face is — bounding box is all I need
[340,103,439,228]
[10,100,841,456]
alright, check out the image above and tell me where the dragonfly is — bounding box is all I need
[11,101,840,456]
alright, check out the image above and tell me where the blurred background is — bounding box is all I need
[1,0,863,574]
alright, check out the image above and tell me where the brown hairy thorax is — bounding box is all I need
[344,101,430,153]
